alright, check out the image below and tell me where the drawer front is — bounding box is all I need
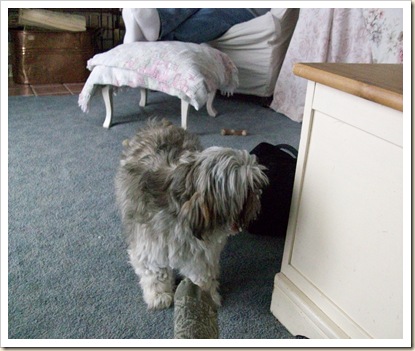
[313,83,402,147]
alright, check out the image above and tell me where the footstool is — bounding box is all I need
[78,41,239,129]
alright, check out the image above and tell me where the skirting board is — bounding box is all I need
[270,273,350,339]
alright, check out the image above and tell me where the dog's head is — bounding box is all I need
[170,147,268,240]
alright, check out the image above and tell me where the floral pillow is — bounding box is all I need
[79,41,238,113]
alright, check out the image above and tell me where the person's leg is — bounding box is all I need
[122,8,162,41]
[129,9,161,41]
[122,8,146,43]
[158,9,200,39]
[160,8,254,43]
[123,8,200,42]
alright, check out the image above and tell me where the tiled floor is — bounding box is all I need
[8,78,84,96]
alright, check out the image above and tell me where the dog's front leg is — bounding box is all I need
[128,245,175,310]
[139,267,174,310]
[181,264,222,306]
[196,277,221,307]
[180,236,227,306]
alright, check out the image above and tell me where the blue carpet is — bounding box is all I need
[8,88,302,339]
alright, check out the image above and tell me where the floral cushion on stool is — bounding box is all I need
[78,41,239,114]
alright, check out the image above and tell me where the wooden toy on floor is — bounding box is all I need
[221,128,247,136]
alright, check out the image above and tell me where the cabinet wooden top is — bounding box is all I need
[293,63,403,111]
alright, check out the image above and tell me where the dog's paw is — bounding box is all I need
[146,292,174,310]
[191,277,222,306]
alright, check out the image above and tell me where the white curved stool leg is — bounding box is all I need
[139,88,147,107]
[102,85,113,128]
[181,99,190,130]
[206,91,217,117]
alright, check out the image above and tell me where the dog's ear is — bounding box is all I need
[179,192,211,240]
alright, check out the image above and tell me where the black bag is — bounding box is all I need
[248,143,298,237]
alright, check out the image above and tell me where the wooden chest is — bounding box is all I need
[11,29,94,84]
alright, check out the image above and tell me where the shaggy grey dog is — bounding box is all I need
[115,119,268,309]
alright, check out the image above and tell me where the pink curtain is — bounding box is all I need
[270,9,372,122]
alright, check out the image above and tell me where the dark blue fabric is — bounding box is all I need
[158,8,254,43]
[158,8,200,39]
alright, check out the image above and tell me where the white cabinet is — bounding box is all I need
[270,64,403,339]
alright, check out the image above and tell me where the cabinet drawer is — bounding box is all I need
[313,83,402,147]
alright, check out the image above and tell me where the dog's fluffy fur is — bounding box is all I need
[115,119,268,309]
